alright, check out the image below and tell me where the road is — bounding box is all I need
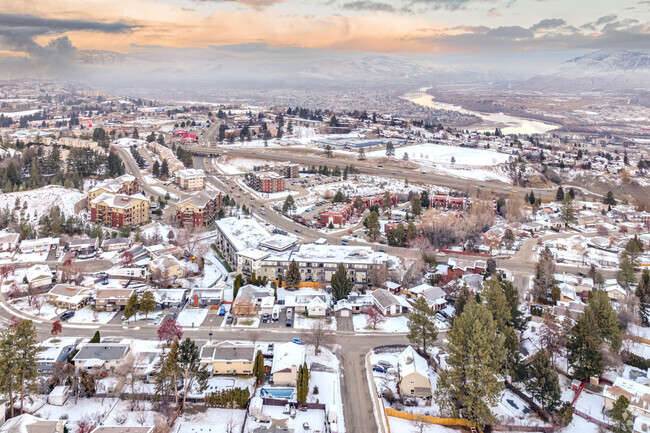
[0,286,410,433]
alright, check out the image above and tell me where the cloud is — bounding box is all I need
[192,0,287,9]
[341,1,395,12]
[530,19,566,31]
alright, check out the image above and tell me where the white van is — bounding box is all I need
[272,305,281,322]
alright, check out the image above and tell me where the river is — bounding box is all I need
[408,94,559,135]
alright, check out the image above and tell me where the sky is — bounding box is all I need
[0,0,648,85]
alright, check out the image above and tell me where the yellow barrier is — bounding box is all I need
[275,280,322,289]
[385,408,481,431]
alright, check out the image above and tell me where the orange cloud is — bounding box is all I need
[4,0,452,54]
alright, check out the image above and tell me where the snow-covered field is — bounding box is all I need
[9,297,59,320]
[176,308,208,327]
[353,314,409,333]
[0,185,85,226]
[66,307,117,324]
[294,315,336,330]
[368,143,511,167]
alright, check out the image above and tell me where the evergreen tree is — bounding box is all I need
[453,285,470,324]
[407,221,417,240]
[233,274,244,299]
[365,211,381,241]
[385,141,395,156]
[253,350,264,385]
[297,362,309,403]
[617,254,636,290]
[533,247,556,303]
[161,160,169,179]
[559,195,576,227]
[435,301,505,428]
[567,308,603,380]
[406,297,438,352]
[529,191,536,205]
[382,191,392,215]
[284,259,301,288]
[13,320,40,413]
[525,350,562,412]
[139,291,157,320]
[282,194,296,214]
[636,268,650,324]
[152,160,160,177]
[178,338,209,409]
[89,331,101,343]
[555,186,564,201]
[610,395,633,433]
[568,187,575,199]
[410,195,422,216]
[123,292,139,321]
[603,191,617,206]
[587,290,621,351]
[331,263,353,301]
[483,278,510,333]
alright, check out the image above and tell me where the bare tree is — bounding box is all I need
[304,318,334,354]
[134,408,149,426]
[225,414,239,433]
[365,306,387,330]
[153,414,172,433]
[31,294,46,315]
[539,311,564,363]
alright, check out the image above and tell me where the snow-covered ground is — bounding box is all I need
[66,307,117,324]
[9,297,59,320]
[368,143,511,167]
[176,308,208,327]
[0,185,85,227]
[174,407,247,433]
[353,314,409,333]
[294,315,336,330]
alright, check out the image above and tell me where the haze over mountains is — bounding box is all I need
[522,50,650,92]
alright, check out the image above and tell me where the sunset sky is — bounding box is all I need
[0,0,647,82]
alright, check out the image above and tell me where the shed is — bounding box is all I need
[48,385,70,406]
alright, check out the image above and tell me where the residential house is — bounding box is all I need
[189,287,223,308]
[284,294,328,314]
[397,346,432,398]
[147,254,187,281]
[153,288,188,309]
[422,286,447,311]
[95,288,136,312]
[19,237,59,254]
[72,343,133,373]
[0,232,20,252]
[37,341,76,374]
[307,296,327,317]
[68,238,99,256]
[200,342,256,375]
[371,289,402,316]
[102,237,132,252]
[0,414,66,433]
[232,284,274,316]
[47,284,92,310]
[89,428,154,433]
[271,342,306,386]
[26,264,53,290]
[604,376,650,417]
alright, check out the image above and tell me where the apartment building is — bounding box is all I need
[87,174,139,200]
[174,168,206,191]
[245,171,285,193]
[90,193,150,228]
[175,190,222,228]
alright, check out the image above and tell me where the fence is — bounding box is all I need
[262,398,326,410]
[504,381,551,423]
[573,409,609,429]
[385,408,481,431]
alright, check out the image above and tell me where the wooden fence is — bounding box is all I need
[385,408,481,431]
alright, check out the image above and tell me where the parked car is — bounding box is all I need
[226,315,234,325]
[377,360,393,369]
[60,311,75,321]
[262,314,270,323]
[372,365,387,373]
[218,305,226,316]
[292,337,304,345]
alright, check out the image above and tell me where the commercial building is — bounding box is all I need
[175,190,222,228]
[174,168,206,191]
[90,193,150,228]
[0,232,20,252]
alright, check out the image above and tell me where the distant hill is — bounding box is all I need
[521,50,650,91]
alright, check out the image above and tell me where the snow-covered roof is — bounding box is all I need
[0,414,63,433]
[271,342,306,374]
[259,234,297,251]
[291,244,387,265]
[26,264,52,282]
[398,346,429,379]
[239,247,270,261]
[215,217,271,253]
